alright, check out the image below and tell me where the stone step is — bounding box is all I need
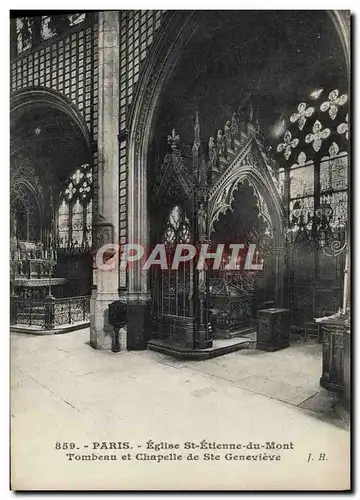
[148,337,253,360]
[228,326,257,340]
[213,325,257,340]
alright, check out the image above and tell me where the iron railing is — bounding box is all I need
[10,295,90,329]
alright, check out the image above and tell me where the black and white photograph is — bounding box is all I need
[8,8,351,491]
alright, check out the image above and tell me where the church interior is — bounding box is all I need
[10,11,350,419]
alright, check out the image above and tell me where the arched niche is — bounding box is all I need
[209,160,284,250]
[10,87,93,240]
[209,165,284,311]
[210,179,273,250]
[10,87,94,296]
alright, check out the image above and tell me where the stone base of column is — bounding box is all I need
[126,298,151,350]
[90,289,123,350]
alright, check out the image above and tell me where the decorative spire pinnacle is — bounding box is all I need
[167,129,180,149]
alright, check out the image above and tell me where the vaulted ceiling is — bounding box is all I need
[10,105,91,190]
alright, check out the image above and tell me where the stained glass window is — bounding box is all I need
[320,192,348,229]
[164,226,176,248]
[320,89,348,120]
[41,16,56,41]
[72,199,84,246]
[320,147,348,193]
[278,88,349,239]
[16,17,33,54]
[169,206,181,229]
[163,206,191,248]
[289,197,314,228]
[290,165,314,199]
[290,102,314,131]
[69,14,86,26]
[57,164,92,248]
[58,199,69,246]
[305,120,331,152]
[179,223,191,244]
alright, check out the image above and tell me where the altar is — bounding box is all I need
[10,240,67,299]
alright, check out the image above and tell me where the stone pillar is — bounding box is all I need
[126,145,151,349]
[126,96,151,351]
[90,11,121,350]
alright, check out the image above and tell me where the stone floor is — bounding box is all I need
[10,328,350,491]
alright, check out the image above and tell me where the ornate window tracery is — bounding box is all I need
[290,102,315,131]
[320,89,348,120]
[276,87,349,242]
[57,163,92,249]
[305,120,331,152]
[277,130,299,160]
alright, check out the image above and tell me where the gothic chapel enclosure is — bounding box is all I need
[139,10,349,353]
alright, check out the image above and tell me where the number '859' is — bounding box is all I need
[55,442,76,450]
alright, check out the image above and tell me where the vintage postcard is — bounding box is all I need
[9,9,351,491]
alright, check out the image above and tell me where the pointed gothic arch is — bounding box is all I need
[10,180,44,243]
[208,137,285,247]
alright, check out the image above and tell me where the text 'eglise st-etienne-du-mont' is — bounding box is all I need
[59,440,295,462]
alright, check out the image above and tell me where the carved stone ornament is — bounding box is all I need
[92,213,114,251]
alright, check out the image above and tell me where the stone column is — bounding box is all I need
[126,142,151,350]
[126,101,151,351]
[90,11,122,350]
